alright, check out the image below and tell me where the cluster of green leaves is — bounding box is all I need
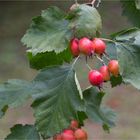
[1,2,140,140]
[22,5,101,69]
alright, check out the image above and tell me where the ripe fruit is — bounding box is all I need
[62,129,75,140]
[74,129,87,140]
[99,65,110,81]
[88,70,103,87]
[92,38,106,55]
[70,38,80,57]
[53,134,62,140]
[70,120,79,129]
[108,60,119,76]
[79,37,95,56]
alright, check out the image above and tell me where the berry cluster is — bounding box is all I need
[53,120,87,140]
[70,37,119,88]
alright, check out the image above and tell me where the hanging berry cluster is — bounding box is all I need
[70,37,119,89]
[53,120,87,140]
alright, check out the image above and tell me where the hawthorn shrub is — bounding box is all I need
[0,0,140,139]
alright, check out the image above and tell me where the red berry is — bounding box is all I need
[70,120,79,129]
[74,129,87,140]
[88,70,103,87]
[53,134,62,140]
[79,37,95,56]
[99,65,110,81]
[92,38,106,55]
[62,129,75,140]
[108,60,119,76]
[70,38,80,57]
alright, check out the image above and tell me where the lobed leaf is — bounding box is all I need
[31,65,84,137]
[21,6,72,55]
[68,4,102,38]
[83,87,116,129]
[0,79,34,118]
[111,28,140,90]
[5,124,40,140]
[27,47,72,70]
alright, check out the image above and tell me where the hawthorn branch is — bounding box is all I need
[91,0,96,6]
[96,0,101,7]
[103,53,111,61]
[72,55,80,69]
[95,54,105,65]
[86,63,92,70]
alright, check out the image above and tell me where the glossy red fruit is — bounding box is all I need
[79,37,95,56]
[99,65,110,81]
[92,38,106,55]
[70,38,80,57]
[70,120,79,129]
[53,134,62,140]
[62,129,75,140]
[108,60,119,76]
[88,70,104,87]
[74,129,87,140]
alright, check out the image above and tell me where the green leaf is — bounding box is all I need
[0,80,34,118]
[27,47,72,70]
[31,65,84,137]
[22,6,72,55]
[135,0,140,9]
[102,123,110,133]
[111,28,140,90]
[77,111,88,126]
[110,75,123,87]
[5,124,40,140]
[121,0,140,27]
[83,87,116,129]
[68,4,102,38]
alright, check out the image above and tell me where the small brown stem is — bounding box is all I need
[86,63,92,70]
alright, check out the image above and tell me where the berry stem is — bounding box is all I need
[103,53,111,61]
[72,55,80,69]
[95,55,105,65]
[86,63,92,71]
[100,38,116,44]
[96,0,101,7]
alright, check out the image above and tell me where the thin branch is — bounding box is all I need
[96,0,101,7]
[86,63,92,70]
[91,0,96,6]
[100,38,116,44]
[103,53,111,61]
[72,55,80,69]
[95,54,105,65]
